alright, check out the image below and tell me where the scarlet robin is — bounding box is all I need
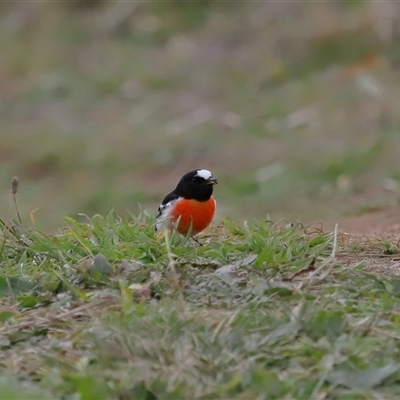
[155,169,218,236]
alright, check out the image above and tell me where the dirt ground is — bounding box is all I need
[321,205,400,277]
[335,206,400,237]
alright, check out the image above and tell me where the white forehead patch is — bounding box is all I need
[196,169,212,180]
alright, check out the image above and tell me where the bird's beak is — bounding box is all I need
[206,178,218,185]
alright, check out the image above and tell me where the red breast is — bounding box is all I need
[168,197,216,236]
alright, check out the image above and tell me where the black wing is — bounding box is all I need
[155,191,180,231]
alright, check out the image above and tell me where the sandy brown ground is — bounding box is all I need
[320,205,400,277]
[335,206,400,237]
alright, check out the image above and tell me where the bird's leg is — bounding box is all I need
[191,236,204,246]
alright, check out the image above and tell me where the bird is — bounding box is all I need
[155,169,218,236]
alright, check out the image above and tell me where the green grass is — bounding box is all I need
[2,2,400,228]
[3,3,400,397]
[1,212,400,399]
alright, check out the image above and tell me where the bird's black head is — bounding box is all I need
[175,169,218,201]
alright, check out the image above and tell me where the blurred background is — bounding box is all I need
[1,1,400,230]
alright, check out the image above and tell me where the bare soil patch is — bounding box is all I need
[322,205,400,277]
[336,206,400,237]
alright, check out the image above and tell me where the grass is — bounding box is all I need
[3,3,400,398]
[2,2,400,228]
[2,204,400,399]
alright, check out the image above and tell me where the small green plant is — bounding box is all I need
[0,192,399,399]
